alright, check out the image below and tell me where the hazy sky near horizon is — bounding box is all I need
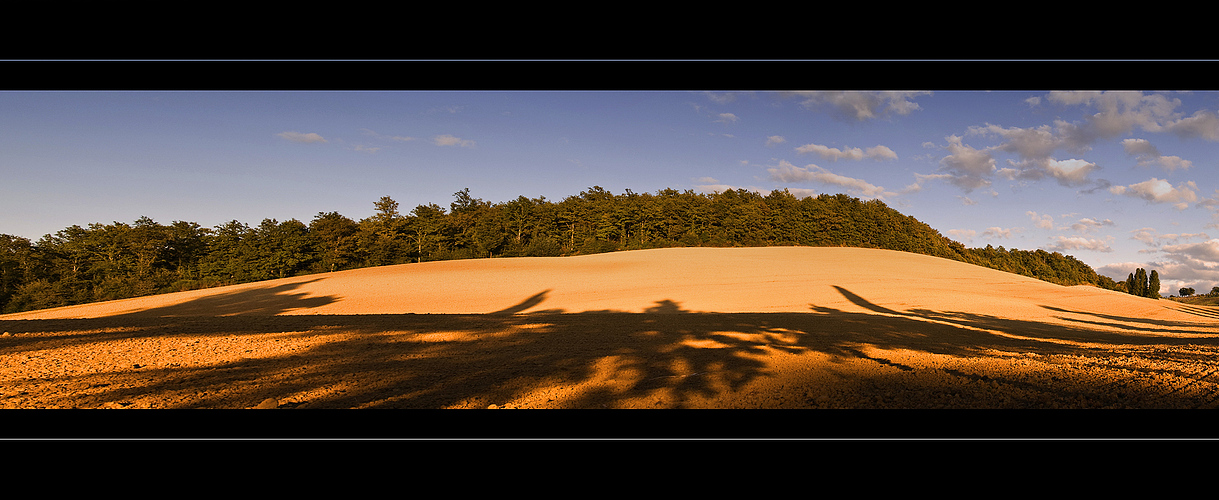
[4,89,1219,293]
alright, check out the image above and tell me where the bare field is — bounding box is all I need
[3,247,1219,412]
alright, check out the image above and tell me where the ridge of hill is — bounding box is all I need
[0,187,1121,315]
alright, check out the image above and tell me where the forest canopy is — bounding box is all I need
[1,187,1126,314]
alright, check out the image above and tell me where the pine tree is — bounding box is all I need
[1133,268,1148,297]
[1147,270,1160,299]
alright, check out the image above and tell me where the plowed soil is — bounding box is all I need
[4,247,1218,417]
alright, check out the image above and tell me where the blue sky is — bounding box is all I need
[4,88,1219,294]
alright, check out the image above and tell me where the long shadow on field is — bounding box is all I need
[3,285,1219,411]
[0,279,339,351]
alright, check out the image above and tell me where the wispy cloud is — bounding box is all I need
[947,229,976,243]
[795,143,898,162]
[983,227,1016,239]
[433,134,476,148]
[901,173,954,194]
[1068,217,1115,233]
[276,131,327,143]
[786,91,931,121]
[999,158,1100,187]
[937,135,996,191]
[765,135,786,147]
[1129,227,1210,248]
[1045,235,1114,253]
[1122,138,1194,172]
[692,177,769,196]
[1108,178,1199,210]
[767,160,894,199]
[1164,109,1219,141]
[1045,91,1184,148]
[1027,211,1054,230]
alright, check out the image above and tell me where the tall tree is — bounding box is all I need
[408,203,448,262]
[1147,270,1161,299]
[1133,268,1148,297]
[309,212,359,273]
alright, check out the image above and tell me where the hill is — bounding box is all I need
[3,246,1217,414]
[0,188,1123,315]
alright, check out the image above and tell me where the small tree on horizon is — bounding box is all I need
[1180,287,1195,297]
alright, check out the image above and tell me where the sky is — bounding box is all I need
[4,87,1219,295]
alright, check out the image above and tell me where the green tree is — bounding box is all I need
[1180,287,1195,297]
[309,211,359,273]
[1133,268,1148,297]
[1146,270,1160,299]
[0,234,34,311]
[164,221,210,288]
[199,220,256,284]
[253,218,313,279]
[358,196,408,266]
[408,203,448,262]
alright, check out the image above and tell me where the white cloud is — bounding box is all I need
[999,158,1099,187]
[1027,211,1054,230]
[957,196,978,206]
[1148,240,1219,291]
[765,135,786,147]
[938,135,996,191]
[1161,239,1219,266]
[786,187,818,199]
[947,229,976,242]
[714,113,738,124]
[433,134,476,148]
[276,131,327,143]
[1045,235,1114,253]
[983,227,1015,239]
[691,177,771,196]
[968,123,1061,159]
[1166,109,1219,141]
[1045,91,1184,149]
[704,92,738,104]
[767,160,894,199]
[1122,138,1159,157]
[900,173,954,194]
[1123,138,1193,172]
[1129,227,1210,248]
[1108,178,1199,210]
[794,143,897,161]
[786,91,931,121]
[353,145,380,154]
[1044,158,1100,187]
[1069,217,1114,233]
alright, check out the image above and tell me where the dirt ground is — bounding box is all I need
[4,247,1218,430]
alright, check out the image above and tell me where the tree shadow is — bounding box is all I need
[1041,304,1219,329]
[125,278,339,317]
[0,279,339,351]
[4,286,1219,415]
[489,290,551,315]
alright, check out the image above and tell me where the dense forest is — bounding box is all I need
[0,187,1126,314]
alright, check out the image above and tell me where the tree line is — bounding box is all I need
[1,186,1134,314]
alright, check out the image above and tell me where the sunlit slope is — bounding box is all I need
[2,247,1211,327]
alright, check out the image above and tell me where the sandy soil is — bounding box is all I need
[3,246,1219,415]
